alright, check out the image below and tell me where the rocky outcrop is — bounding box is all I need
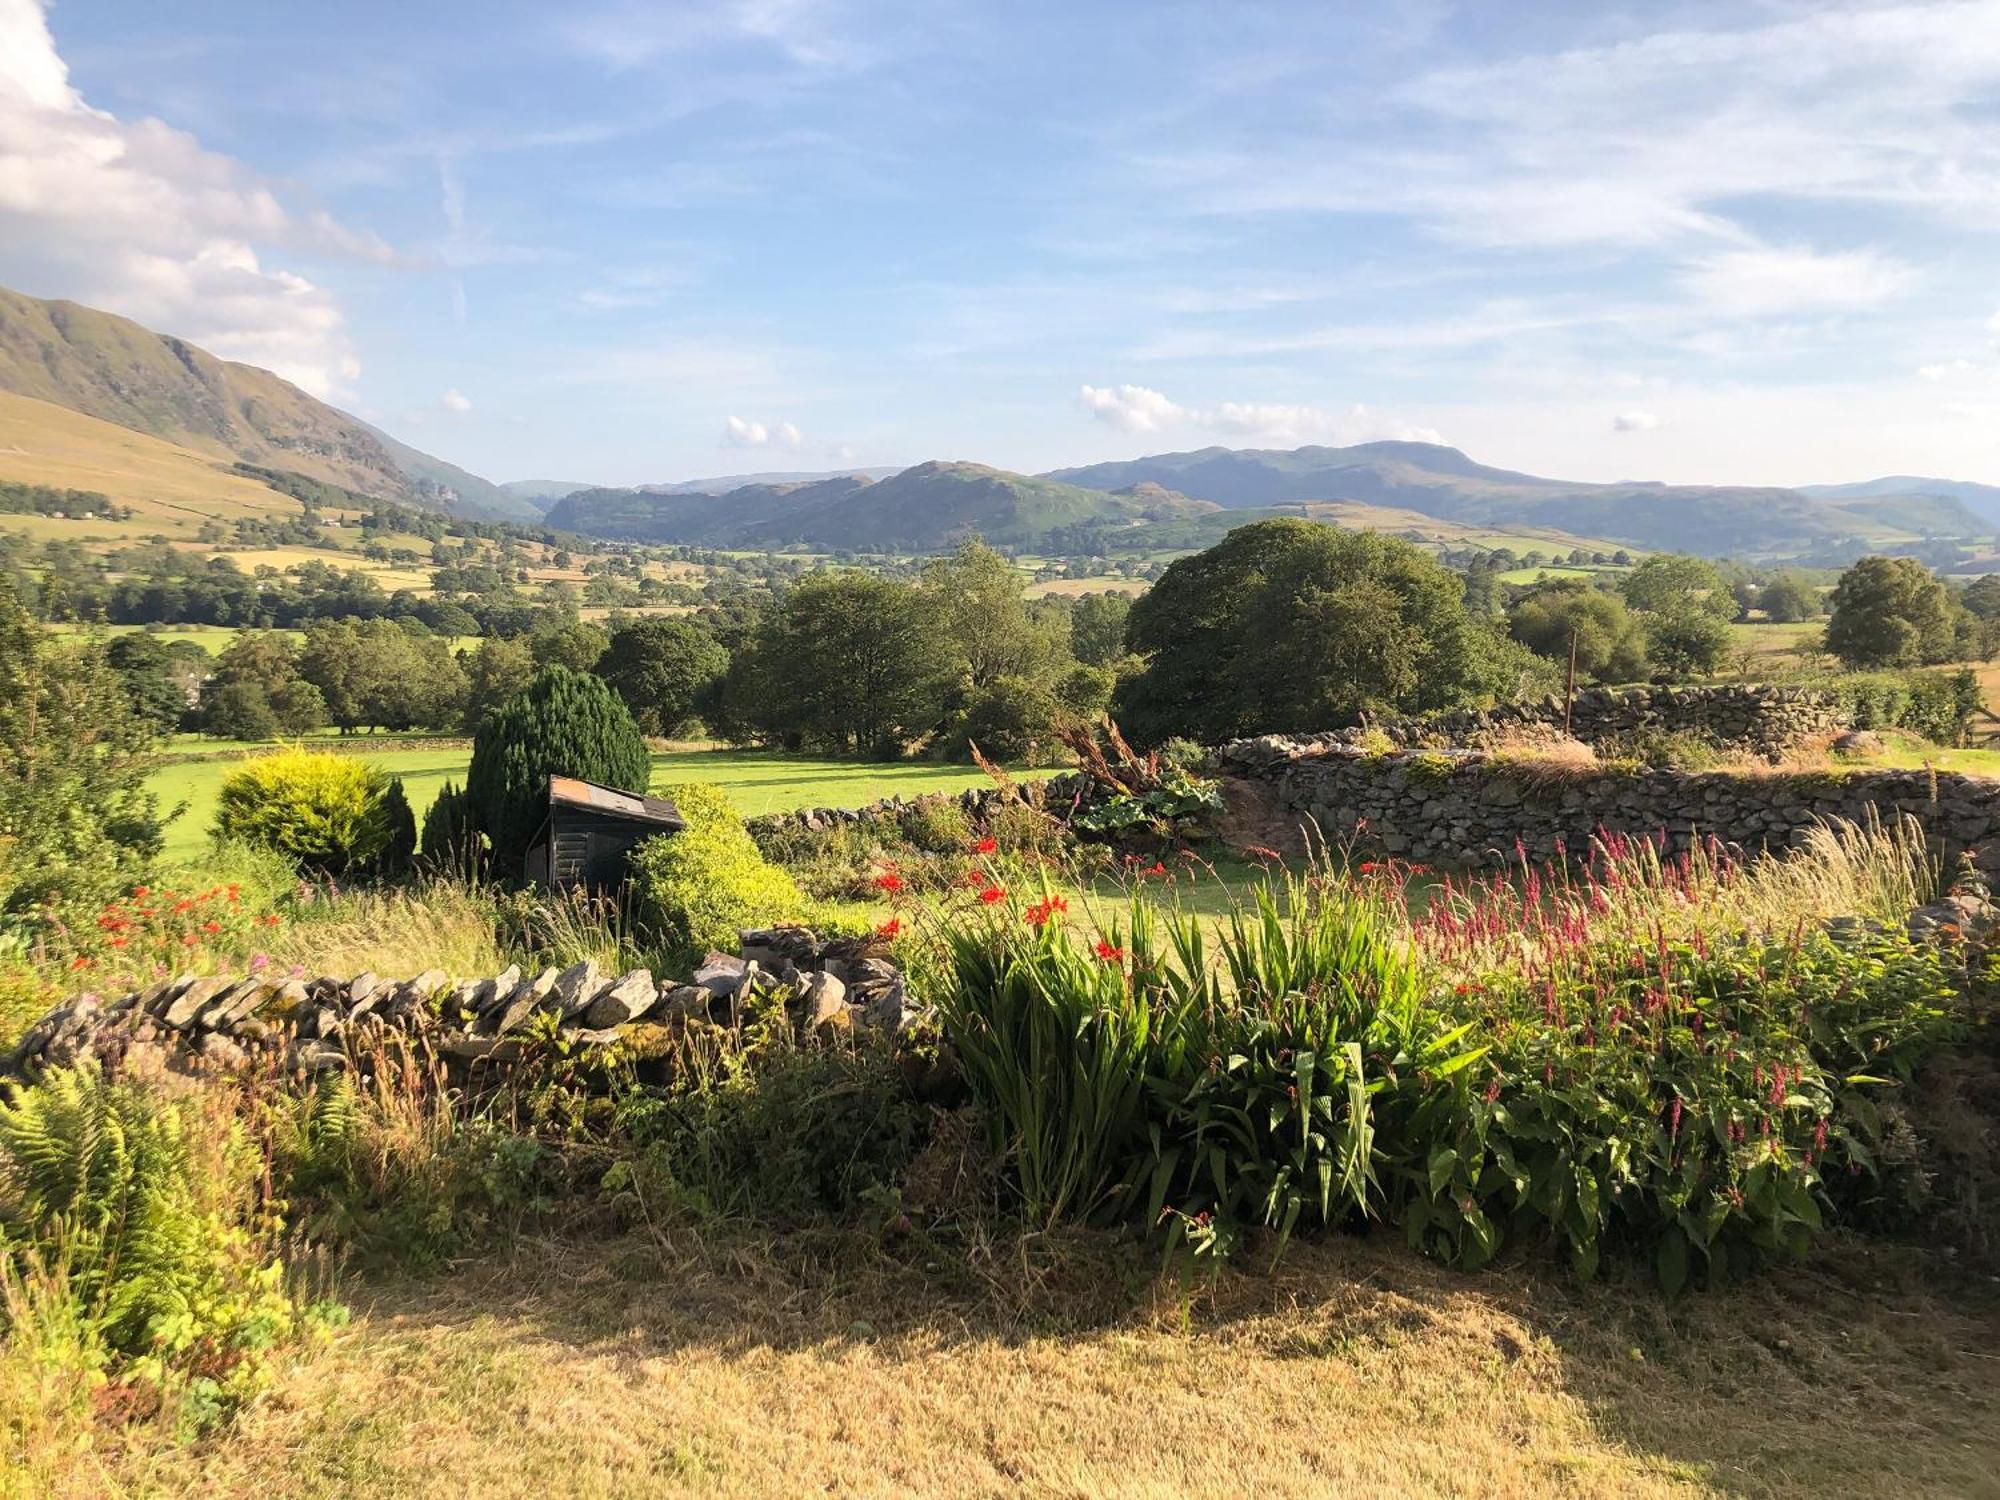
[2,926,914,1083]
[1217,735,2000,870]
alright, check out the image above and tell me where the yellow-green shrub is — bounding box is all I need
[212,747,393,876]
[631,782,808,965]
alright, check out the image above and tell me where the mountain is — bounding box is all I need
[625,466,907,496]
[1047,442,1991,556]
[499,479,597,511]
[0,285,530,522]
[546,461,1221,550]
[1799,476,2000,529]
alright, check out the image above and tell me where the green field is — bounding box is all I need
[150,745,1034,862]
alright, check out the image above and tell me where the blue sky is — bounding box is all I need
[6,0,2000,489]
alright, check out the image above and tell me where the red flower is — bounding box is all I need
[978,884,1007,905]
[1357,861,1380,875]
[257,913,282,928]
[131,885,149,899]
[69,955,92,970]
[876,916,903,939]
[1094,939,1125,964]
[972,836,997,855]
[1024,895,1068,928]
[107,937,127,949]
[202,921,221,935]
[873,870,904,893]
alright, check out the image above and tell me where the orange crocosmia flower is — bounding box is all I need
[972,836,998,855]
[1093,940,1125,964]
[876,917,903,939]
[202,921,221,934]
[978,885,1007,905]
[108,937,127,949]
[873,869,904,893]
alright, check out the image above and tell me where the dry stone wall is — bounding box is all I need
[2,926,913,1084]
[1348,684,1845,759]
[1216,735,2000,870]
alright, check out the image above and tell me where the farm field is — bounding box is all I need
[150,745,1038,863]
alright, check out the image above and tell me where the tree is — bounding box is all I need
[465,666,652,871]
[461,635,537,733]
[1070,592,1134,667]
[299,619,467,733]
[0,582,163,911]
[105,632,193,732]
[199,631,306,739]
[1646,609,1734,677]
[737,573,954,755]
[1825,556,1964,669]
[529,618,610,672]
[1620,554,1735,621]
[922,541,1065,689]
[1506,583,1650,682]
[594,618,728,737]
[1758,573,1819,624]
[1116,520,1528,743]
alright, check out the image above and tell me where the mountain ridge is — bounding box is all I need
[0,285,531,522]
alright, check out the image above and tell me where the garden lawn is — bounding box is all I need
[150,747,1041,863]
[55,1233,2000,1500]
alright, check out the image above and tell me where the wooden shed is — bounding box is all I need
[523,776,685,893]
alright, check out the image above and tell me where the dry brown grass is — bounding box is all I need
[44,1229,2000,1500]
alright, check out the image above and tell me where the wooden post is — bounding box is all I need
[1564,628,1578,736]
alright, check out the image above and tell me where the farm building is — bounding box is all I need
[523,776,684,892]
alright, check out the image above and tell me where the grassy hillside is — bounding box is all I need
[548,461,1221,551]
[0,390,308,540]
[1048,441,1990,558]
[0,285,524,520]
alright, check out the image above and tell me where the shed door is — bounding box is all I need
[552,827,590,887]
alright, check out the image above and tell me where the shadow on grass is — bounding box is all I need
[336,1223,2000,1500]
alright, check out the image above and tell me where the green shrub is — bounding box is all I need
[374,776,417,877]
[212,746,395,876]
[1831,668,1983,745]
[0,1066,337,1431]
[631,782,809,965]
[419,779,486,874]
[1597,726,1722,771]
[900,798,973,854]
[465,666,651,873]
[610,1019,925,1223]
[1402,926,1964,1289]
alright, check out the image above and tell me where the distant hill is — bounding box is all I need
[1799,476,2000,529]
[0,285,530,522]
[546,461,1221,551]
[499,479,597,511]
[1047,442,1990,556]
[629,466,906,495]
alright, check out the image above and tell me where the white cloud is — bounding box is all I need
[722,414,817,451]
[1077,383,1187,433]
[1918,359,1976,381]
[1678,247,1915,317]
[1612,410,1662,432]
[0,0,390,394]
[1078,385,1439,446]
[441,388,472,412]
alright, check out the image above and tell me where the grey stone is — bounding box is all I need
[487,968,558,1035]
[163,975,233,1029]
[550,960,605,1017]
[581,969,656,1029]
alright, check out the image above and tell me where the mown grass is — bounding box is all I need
[41,1231,2000,1500]
[149,748,1046,863]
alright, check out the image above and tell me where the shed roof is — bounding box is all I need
[546,776,685,829]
